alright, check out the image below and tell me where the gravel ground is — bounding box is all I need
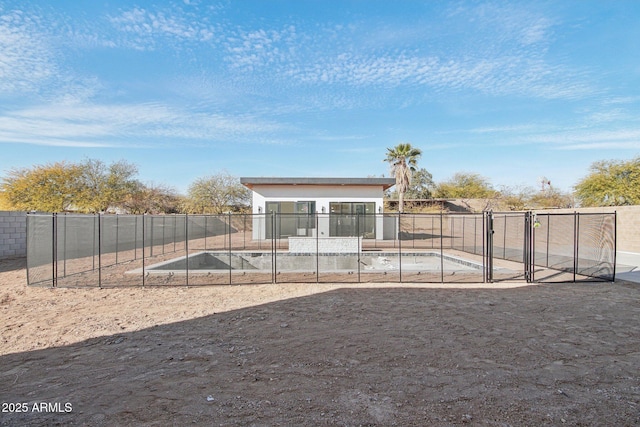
[1,257,639,426]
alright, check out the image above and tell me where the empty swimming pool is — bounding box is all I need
[135,251,484,274]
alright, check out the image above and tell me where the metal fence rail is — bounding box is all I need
[26,211,616,287]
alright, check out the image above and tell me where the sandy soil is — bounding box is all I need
[1,256,639,426]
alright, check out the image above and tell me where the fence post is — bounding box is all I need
[185,214,189,287]
[611,211,618,282]
[142,214,145,287]
[62,214,67,277]
[272,212,276,284]
[523,212,528,282]
[316,212,319,283]
[98,214,102,288]
[440,211,444,284]
[25,214,30,285]
[613,211,617,282]
[486,211,494,283]
[114,215,119,265]
[357,213,361,283]
[482,212,486,283]
[573,212,579,282]
[228,212,232,285]
[573,212,580,282]
[398,213,402,283]
[92,215,96,271]
[530,212,536,283]
[52,213,57,288]
[524,211,532,283]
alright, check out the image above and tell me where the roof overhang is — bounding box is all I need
[240,177,396,191]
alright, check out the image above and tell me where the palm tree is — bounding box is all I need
[385,143,422,213]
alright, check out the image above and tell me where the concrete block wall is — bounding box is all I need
[539,206,639,253]
[0,211,27,259]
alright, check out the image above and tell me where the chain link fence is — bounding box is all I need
[26,211,616,287]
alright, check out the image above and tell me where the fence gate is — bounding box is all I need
[484,211,616,283]
[484,212,530,283]
[529,211,616,283]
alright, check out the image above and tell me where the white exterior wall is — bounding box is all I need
[249,184,386,240]
[250,184,384,213]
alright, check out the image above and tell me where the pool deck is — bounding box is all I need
[616,251,640,284]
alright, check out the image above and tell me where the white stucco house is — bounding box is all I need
[240,177,396,241]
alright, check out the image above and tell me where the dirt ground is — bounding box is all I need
[1,257,639,426]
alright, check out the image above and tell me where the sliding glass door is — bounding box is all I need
[329,202,376,238]
[265,201,316,238]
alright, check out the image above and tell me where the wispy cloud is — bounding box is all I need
[0,7,57,94]
[478,125,640,151]
[283,52,590,100]
[556,141,640,151]
[537,129,640,150]
[602,96,640,105]
[7,1,593,106]
[0,5,109,103]
[107,6,218,50]
[214,2,594,101]
[0,100,286,147]
[224,26,297,71]
[451,1,555,47]
[466,125,540,134]
[583,109,628,124]
[446,120,640,152]
[314,134,371,142]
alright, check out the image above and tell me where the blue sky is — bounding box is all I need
[1,0,639,194]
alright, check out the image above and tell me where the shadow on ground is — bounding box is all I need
[0,257,26,274]
[1,285,639,426]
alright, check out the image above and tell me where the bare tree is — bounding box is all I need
[184,172,250,214]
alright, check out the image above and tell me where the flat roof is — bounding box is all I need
[240,177,396,190]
